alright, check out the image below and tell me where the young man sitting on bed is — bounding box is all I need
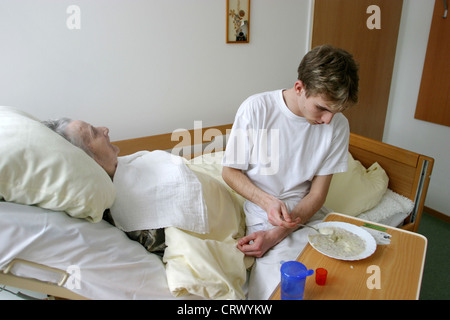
[42,118,167,254]
[221,45,359,259]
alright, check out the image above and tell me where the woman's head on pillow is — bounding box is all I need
[0,106,116,222]
[43,119,120,178]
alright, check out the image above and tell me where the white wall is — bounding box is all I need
[0,0,311,141]
[384,0,450,216]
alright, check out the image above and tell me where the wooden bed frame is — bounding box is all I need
[0,124,433,300]
[348,133,433,232]
[113,123,434,232]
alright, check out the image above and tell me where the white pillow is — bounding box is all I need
[0,106,116,222]
[324,152,388,216]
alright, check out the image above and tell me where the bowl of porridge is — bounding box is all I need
[307,222,377,261]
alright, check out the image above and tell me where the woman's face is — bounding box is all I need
[66,120,120,177]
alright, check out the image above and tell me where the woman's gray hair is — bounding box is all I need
[41,118,94,158]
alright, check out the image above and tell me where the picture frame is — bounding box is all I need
[226,0,250,43]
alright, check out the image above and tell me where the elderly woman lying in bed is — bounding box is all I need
[43,118,193,255]
[13,113,248,300]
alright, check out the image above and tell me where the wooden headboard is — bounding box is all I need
[348,134,433,232]
[113,125,433,232]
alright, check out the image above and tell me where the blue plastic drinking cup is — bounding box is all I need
[280,261,314,300]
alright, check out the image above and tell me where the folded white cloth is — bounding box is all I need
[110,151,208,234]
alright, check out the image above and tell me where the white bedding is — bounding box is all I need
[0,151,249,300]
[0,151,415,300]
[0,201,186,300]
[110,150,249,299]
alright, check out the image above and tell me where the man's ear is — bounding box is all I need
[294,80,306,95]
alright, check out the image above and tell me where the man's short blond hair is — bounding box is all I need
[298,45,359,112]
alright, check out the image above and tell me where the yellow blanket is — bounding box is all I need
[163,152,253,299]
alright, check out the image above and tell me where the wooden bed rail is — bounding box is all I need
[113,126,434,233]
[0,259,87,300]
[113,124,233,157]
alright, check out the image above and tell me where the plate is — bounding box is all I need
[307,221,377,261]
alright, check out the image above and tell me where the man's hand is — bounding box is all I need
[264,197,301,228]
[237,226,297,258]
[237,230,278,258]
[223,167,301,228]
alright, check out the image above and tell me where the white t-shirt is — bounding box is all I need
[222,89,349,227]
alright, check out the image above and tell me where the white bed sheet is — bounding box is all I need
[0,149,415,300]
[0,202,198,300]
[0,198,410,300]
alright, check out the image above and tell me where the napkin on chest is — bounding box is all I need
[110,150,208,234]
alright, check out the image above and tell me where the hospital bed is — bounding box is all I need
[0,107,433,300]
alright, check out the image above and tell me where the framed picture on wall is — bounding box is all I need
[226,0,250,43]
